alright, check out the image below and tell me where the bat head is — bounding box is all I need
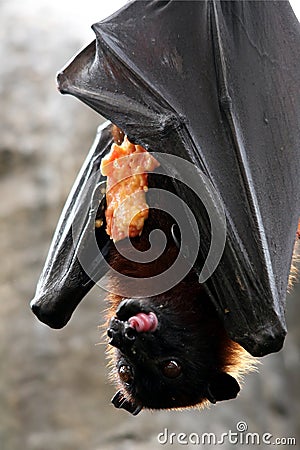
[106,273,253,415]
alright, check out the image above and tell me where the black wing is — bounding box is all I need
[31,122,112,328]
[32,1,300,356]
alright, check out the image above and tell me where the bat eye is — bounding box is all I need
[119,364,134,385]
[162,360,182,378]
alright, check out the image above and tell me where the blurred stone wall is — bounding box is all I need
[0,1,299,449]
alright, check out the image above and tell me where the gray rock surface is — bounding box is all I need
[1,1,299,449]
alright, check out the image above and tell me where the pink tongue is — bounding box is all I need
[128,312,158,333]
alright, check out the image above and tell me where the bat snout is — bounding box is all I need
[107,317,137,350]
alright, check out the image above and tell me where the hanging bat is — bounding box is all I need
[30,0,300,415]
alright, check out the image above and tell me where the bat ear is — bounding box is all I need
[206,373,240,404]
[111,390,143,416]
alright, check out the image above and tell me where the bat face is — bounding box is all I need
[107,277,249,414]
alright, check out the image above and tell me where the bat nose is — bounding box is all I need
[107,317,137,350]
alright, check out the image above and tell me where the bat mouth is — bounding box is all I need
[128,312,158,333]
[107,298,160,350]
[115,298,160,331]
[107,310,158,352]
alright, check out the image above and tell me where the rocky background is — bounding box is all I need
[1,1,299,449]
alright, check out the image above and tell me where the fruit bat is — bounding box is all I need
[30,1,300,413]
